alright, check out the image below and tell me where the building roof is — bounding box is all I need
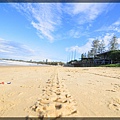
[96,50,120,56]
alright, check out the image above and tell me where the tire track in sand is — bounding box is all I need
[31,68,79,118]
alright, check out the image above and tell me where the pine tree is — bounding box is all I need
[87,51,91,58]
[84,53,86,58]
[98,40,105,53]
[88,49,94,58]
[91,39,100,57]
[81,53,86,59]
[81,53,84,59]
[109,35,119,50]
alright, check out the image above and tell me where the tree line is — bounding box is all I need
[81,35,119,59]
[1,58,64,66]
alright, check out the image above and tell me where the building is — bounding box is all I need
[66,50,120,67]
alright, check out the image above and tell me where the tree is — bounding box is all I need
[81,53,84,59]
[109,35,119,50]
[88,49,94,58]
[88,50,95,58]
[98,40,106,53]
[84,53,87,58]
[109,50,120,62]
[91,39,100,57]
[87,51,91,58]
[81,53,86,59]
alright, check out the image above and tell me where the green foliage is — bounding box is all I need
[109,35,119,50]
[108,50,120,61]
[81,54,84,59]
[81,53,87,59]
[98,40,105,53]
[91,39,100,56]
[99,63,120,67]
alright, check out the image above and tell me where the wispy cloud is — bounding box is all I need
[11,3,110,42]
[101,33,114,48]
[64,3,109,24]
[66,38,93,54]
[0,38,35,60]
[67,29,81,38]
[96,18,120,33]
[108,18,120,33]
[11,3,62,42]
[67,28,90,39]
[0,38,66,61]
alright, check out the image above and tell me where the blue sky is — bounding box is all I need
[0,3,120,62]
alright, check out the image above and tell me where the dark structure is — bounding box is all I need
[65,50,120,67]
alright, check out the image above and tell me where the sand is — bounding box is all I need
[0,66,120,117]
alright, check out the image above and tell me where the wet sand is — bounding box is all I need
[0,66,120,117]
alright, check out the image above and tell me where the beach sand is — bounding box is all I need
[0,66,120,117]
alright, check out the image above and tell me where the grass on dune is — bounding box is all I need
[99,63,120,67]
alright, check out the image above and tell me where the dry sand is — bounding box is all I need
[0,66,120,117]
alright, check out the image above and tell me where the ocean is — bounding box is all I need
[0,60,42,66]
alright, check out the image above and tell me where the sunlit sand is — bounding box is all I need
[0,66,120,117]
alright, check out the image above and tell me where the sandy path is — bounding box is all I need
[0,66,120,117]
[31,67,78,117]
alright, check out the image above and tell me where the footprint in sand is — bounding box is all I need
[108,98,120,111]
[0,95,5,103]
[67,74,71,76]
[113,84,120,91]
[31,71,78,118]
[88,83,92,84]
[24,108,30,113]
[7,92,16,97]
[106,90,116,92]
[20,85,33,88]
[18,92,23,96]
[107,84,120,93]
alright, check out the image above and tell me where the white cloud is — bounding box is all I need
[108,19,120,33]
[68,29,81,38]
[11,3,110,42]
[11,3,62,42]
[113,19,120,26]
[67,28,90,39]
[86,24,92,30]
[96,18,120,33]
[64,3,108,24]
[95,33,120,50]
[102,33,114,47]
[89,33,115,50]
[118,38,120,44]
[0,38,35,59]
[0,38,66,61]
[66,38,93,54]
[66,33,120,57]
[0,38,15,53]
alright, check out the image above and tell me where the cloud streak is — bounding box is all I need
[96,18,120,33]
[109,18,120,33]
[11,3,109,42]
[0,38,35,60]
[64,3,109,24]
[0,38,66,61]
[12,3,62,42]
